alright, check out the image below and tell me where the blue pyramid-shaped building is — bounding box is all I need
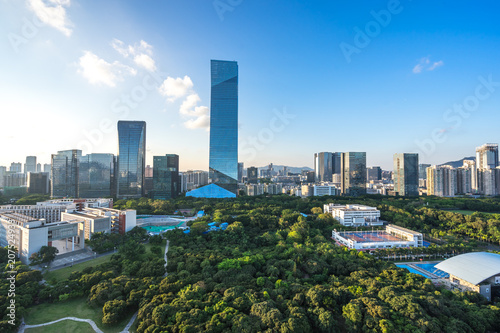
[185,183,236,198]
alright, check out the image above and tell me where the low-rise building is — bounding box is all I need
[332,224,423,251]
[323,203,381,226]
[0,211,83,264]
[435,252,500,301]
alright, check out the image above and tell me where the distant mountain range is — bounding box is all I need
[257,165,313,174]
[439,156,475,168]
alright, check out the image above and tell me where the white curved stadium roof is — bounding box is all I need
[435,252,500,285]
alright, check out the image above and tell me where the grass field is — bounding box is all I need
[44,253,113,282]
[445,209,476,215]
[25,320,96,333]
[24,297,134,333]
[442,209,500,216]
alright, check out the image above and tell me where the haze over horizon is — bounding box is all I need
[1,0,500,171]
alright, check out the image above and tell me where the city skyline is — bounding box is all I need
[1,1,500,170]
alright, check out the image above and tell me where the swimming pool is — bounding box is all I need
[142,221,185,234]
[395,262,449,279]
[396,264,433,279]
[414,263,449,278]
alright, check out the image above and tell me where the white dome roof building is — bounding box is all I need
[435,252,500,301]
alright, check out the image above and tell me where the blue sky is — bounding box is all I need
[1,0,499,171]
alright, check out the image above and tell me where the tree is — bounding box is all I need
[29,246,58,266]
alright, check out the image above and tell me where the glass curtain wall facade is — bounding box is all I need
[314,152,342,182]
[209,60,238,195]
[51,150,81,198]
[393,153,419,196]
[341,152,367,196]
[79,153,115,198]
[152,154,179,200]
[117,121,146,199]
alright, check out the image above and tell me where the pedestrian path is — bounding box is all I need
[164,240,170,277]
[19,311,139,333]
[19,317,103,333]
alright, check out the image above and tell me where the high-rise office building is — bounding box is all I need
[418,164,431,179]
[247,167,258,184]
[43,163,51,174]
[24,156,37,174]
[341,152,366,196]
[117,121,146,199]
[476,143,499,169]
[393,153,419,196]
[314,152,332,182]
[366,166,382,182]
[238,162,244,183]
[314,152,342,182]
[51,150,81,198]
[27,172,50,194]
[78,153,115,198]
[0,166,6,188]
[209,60,238,195]
[152,154,179,200]
[36,163,42,173]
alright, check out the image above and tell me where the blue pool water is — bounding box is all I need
[396,264,433,279]
[395,263,449,279]
[414,263,449,278]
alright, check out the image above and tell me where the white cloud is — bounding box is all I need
[159,76,210,130]
[412,56,443,74]
[111,39,156,71]
[28,0,73,36]
[134,54,156,72]
[184,114,210,129]
[158,76,194,102]
[77,51,137,87]
[428,60,444,71]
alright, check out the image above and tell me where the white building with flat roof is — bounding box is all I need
[332,224,423,251]
[323,203,382,226]
[0,212,83,264]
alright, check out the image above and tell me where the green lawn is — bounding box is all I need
[144,239,167,257]
[445,209,476,215]
[25,320,96,333]
[24,297,134,333]
[44,253,113,282]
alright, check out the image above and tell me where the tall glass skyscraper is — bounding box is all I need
[209,60,238,195]
[79,153,115,198]
[393,153,419,196]
[51,149,81,198]
[314,152,342,182]
[152,154,179,200]
[341,152,367,196]
[117,121,146,199]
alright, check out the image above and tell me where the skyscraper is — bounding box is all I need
[24,156,37,174]
[247,166,258,184]
[476,143,498,169]
[152,154,179,200]
[209,60,238,195]
[238,162,244,183]
[366,166,382,181]
[427,165,456,197]
[117,121,146,199]
[393,153,419,196]
[51,149,81,198]
[314,152,342,182]
[341,152,366,196]
[78,153,115,198]
[314,152,332,182]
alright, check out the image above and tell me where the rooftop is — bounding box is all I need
[435,252,500,285]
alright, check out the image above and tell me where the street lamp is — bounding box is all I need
[71,258,74,267]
